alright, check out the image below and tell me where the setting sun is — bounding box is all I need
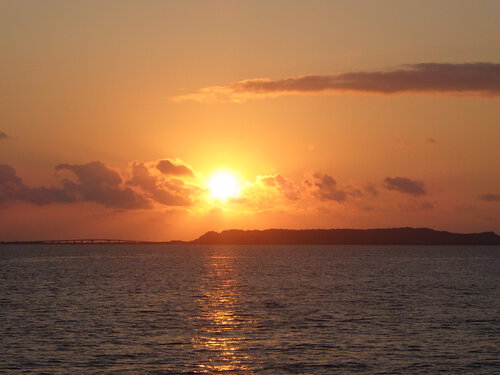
[208,172,241,200]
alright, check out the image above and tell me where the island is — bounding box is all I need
[192,228,500,246]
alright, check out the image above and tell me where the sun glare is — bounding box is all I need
[208,172,241,200]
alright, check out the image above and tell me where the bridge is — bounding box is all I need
[38,239,149,244]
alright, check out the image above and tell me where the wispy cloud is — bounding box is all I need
[384,177,427,196]
[479,193,500,202]
[173,63,500,103]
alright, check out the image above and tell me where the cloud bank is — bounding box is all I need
[0,162,151,209]
[1,161,438,214]
[174,63,500,102]
[0,160,199,210]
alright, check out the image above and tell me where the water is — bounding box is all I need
[1,245,499,374]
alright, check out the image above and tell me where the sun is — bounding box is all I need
[208,171,241,200]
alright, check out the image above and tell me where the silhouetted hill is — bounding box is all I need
[192,228,500,245]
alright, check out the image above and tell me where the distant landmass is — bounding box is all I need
[192,228,500,245]
[2,228,500,245]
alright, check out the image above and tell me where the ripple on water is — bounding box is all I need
[0,244,499,374]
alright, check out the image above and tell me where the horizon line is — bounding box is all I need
[1,226,498,244]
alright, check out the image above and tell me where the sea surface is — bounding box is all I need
[0,244,499,374]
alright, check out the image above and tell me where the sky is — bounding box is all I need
[1,0,499,241]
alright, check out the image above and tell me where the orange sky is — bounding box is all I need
[1,1,499,241]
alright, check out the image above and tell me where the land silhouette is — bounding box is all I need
[2,227,500,245]
[192,228,500,245]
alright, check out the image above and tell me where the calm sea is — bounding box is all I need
[0,245,499,374]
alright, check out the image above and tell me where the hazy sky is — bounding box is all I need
[1,0,499,240]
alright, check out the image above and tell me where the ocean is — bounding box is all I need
[1,244,499,374]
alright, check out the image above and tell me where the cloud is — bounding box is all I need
[1,162,151,209]
[303,171,347,202]
[479,193,500,202]
[127,162,196,206]
[56,162,122,188]
[0,160,205,210]
[174,63,500,102]
[0,164,24,199]
[0,131,8,140]
[384,177,427,196]
[55,161,151,209]
[0,161,443,216]
[236,171,371,212]
[259,174,300,200]
[0,164,73,206]
[233,173,301,211]
[156,159,194,176]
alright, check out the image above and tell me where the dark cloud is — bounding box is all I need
[177,63,500,102]
[426,137,438,144]
[54,161,151,209]
[0,162,151,209]
[384,177,427,196]
[128,162,193,206]
[56,162,122,188]
[231,63,500,95]
[0,160,205,209]
[0,131,8,140]
[304,171,347,202]
[156,159,194,176]
[260,174,300,200]
[479,193,500,202]
[0,164,24,200]
[0,164,72,206]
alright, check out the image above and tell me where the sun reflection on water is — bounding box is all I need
[191,253,254,373]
